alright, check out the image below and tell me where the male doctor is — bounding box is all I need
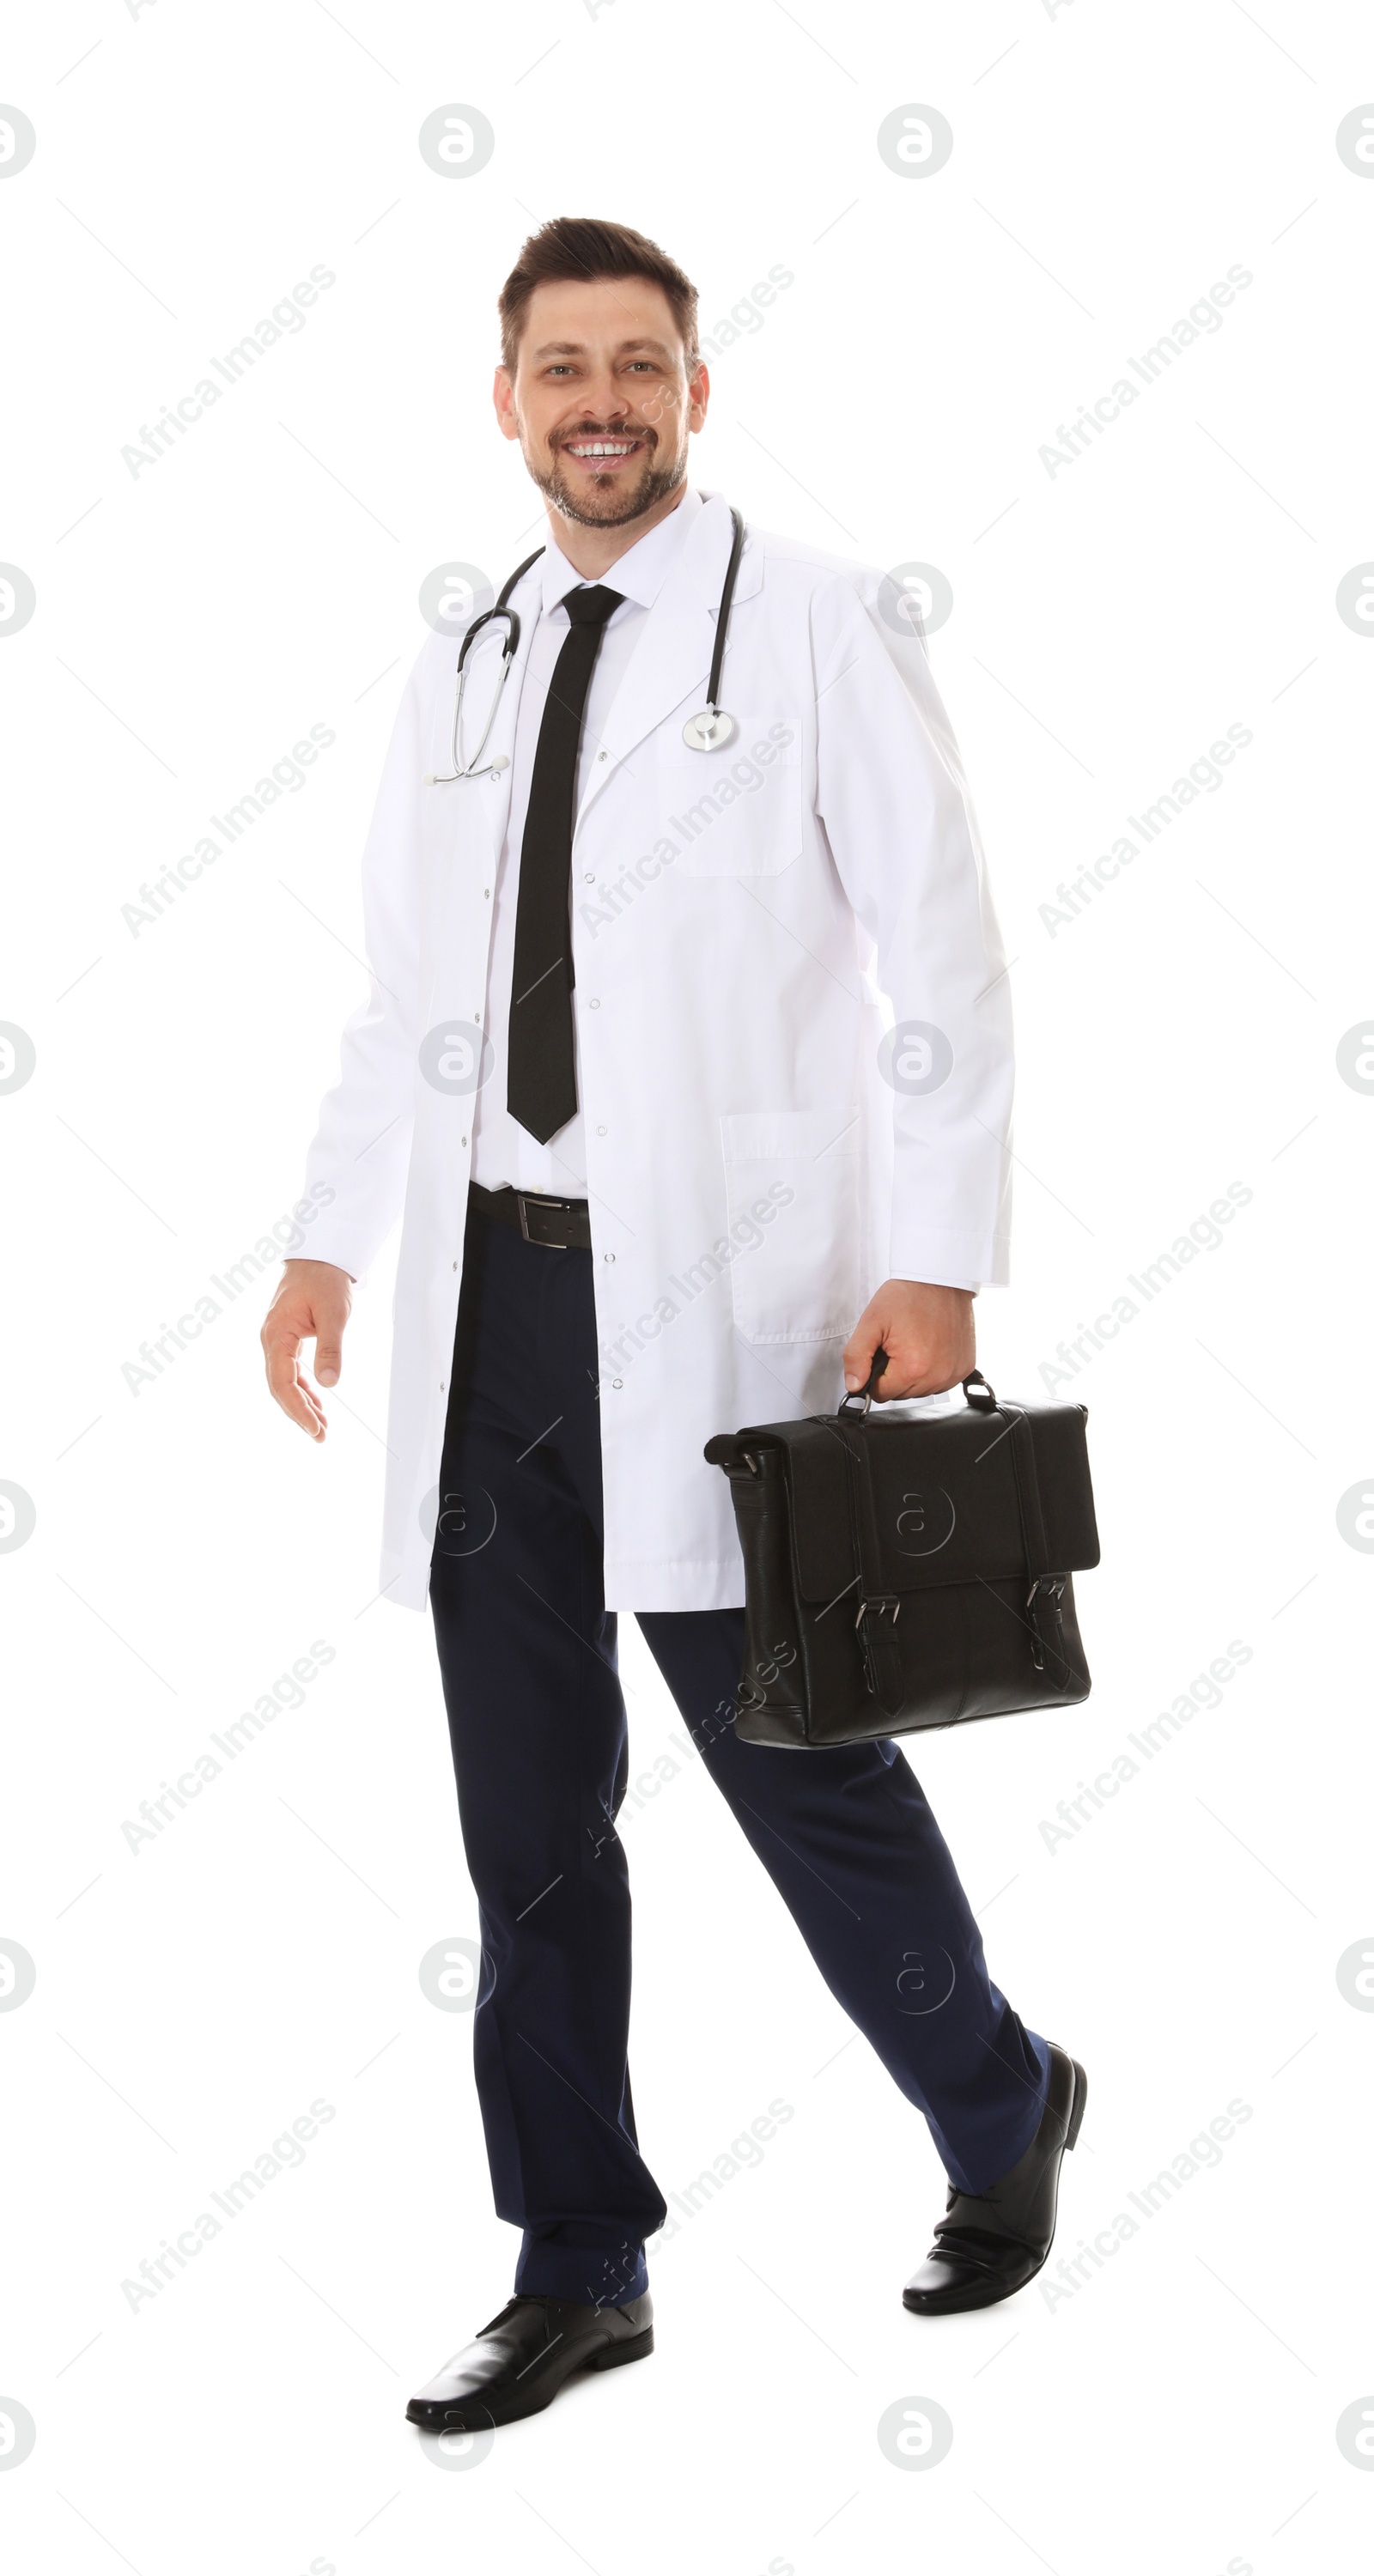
[262,216,1085,2433]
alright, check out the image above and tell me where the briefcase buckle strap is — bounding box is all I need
[1026,1574,1067,1673]
[854,1593,901,1631]
[818,1413,909,1715]
[855,1593,903,1705]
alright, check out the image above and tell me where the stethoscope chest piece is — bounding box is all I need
[682,707,738,752]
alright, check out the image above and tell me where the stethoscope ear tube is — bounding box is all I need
[495,544,547,616]
[705,507,746,716]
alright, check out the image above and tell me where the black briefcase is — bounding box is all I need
[704,1362,1099,1748]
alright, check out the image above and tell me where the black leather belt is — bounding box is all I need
[469,1180,592,1252]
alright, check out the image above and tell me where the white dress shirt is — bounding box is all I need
[471,483,703,1195]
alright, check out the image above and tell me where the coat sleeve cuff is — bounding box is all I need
[282,1209,374,1289]
[891,1272,980,1294]
[888,1224,1009,1291]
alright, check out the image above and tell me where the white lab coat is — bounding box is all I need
[300,490,1012,1613]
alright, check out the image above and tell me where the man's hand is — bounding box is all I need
[842,1278,975,1400]
[261,1259,353,1442]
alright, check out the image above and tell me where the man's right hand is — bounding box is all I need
[261,1259,354,1442]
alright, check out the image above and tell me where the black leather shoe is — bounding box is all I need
[903,2042,1087,2316]
[405,2293,654,2432]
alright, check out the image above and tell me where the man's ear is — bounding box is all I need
[493,367,520,441]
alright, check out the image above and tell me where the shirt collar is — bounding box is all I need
[539,483,702,617]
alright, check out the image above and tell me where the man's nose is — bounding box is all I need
[578,376,631,422]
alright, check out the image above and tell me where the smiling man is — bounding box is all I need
[515,332,688,517]
[262,216,1085,2434]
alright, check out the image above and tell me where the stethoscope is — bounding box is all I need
[423,504,747,784]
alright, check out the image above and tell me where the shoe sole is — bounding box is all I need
[1063,2057,1088,2152]
[903,2055,1088,2318]
[585,2324,654,2372]
[406,2325,654,2432]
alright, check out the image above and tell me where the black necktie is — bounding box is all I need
[507,583,623,1144]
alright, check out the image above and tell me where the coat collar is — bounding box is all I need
[575,489,763,823]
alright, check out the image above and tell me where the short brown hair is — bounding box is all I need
[497,216,700,376]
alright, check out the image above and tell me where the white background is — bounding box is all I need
[2,2,1372,2568]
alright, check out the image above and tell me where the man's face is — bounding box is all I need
[494,276,708,530]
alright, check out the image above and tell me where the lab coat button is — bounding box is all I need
[597,1125,607,1136]
[611,1378,623,1388]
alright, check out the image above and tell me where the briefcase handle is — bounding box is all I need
[837,1352,1000,1421]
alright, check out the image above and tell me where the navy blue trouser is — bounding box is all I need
[429,1192,1051,2308]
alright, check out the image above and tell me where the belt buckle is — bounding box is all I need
[517,1191,569,1250]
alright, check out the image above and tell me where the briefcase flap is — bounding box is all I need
[718,1401,1099,1601]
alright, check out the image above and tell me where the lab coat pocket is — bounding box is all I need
[720,1108,861,1344]
[659,718,803,878]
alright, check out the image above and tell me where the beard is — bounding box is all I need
[529,432,687,530]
